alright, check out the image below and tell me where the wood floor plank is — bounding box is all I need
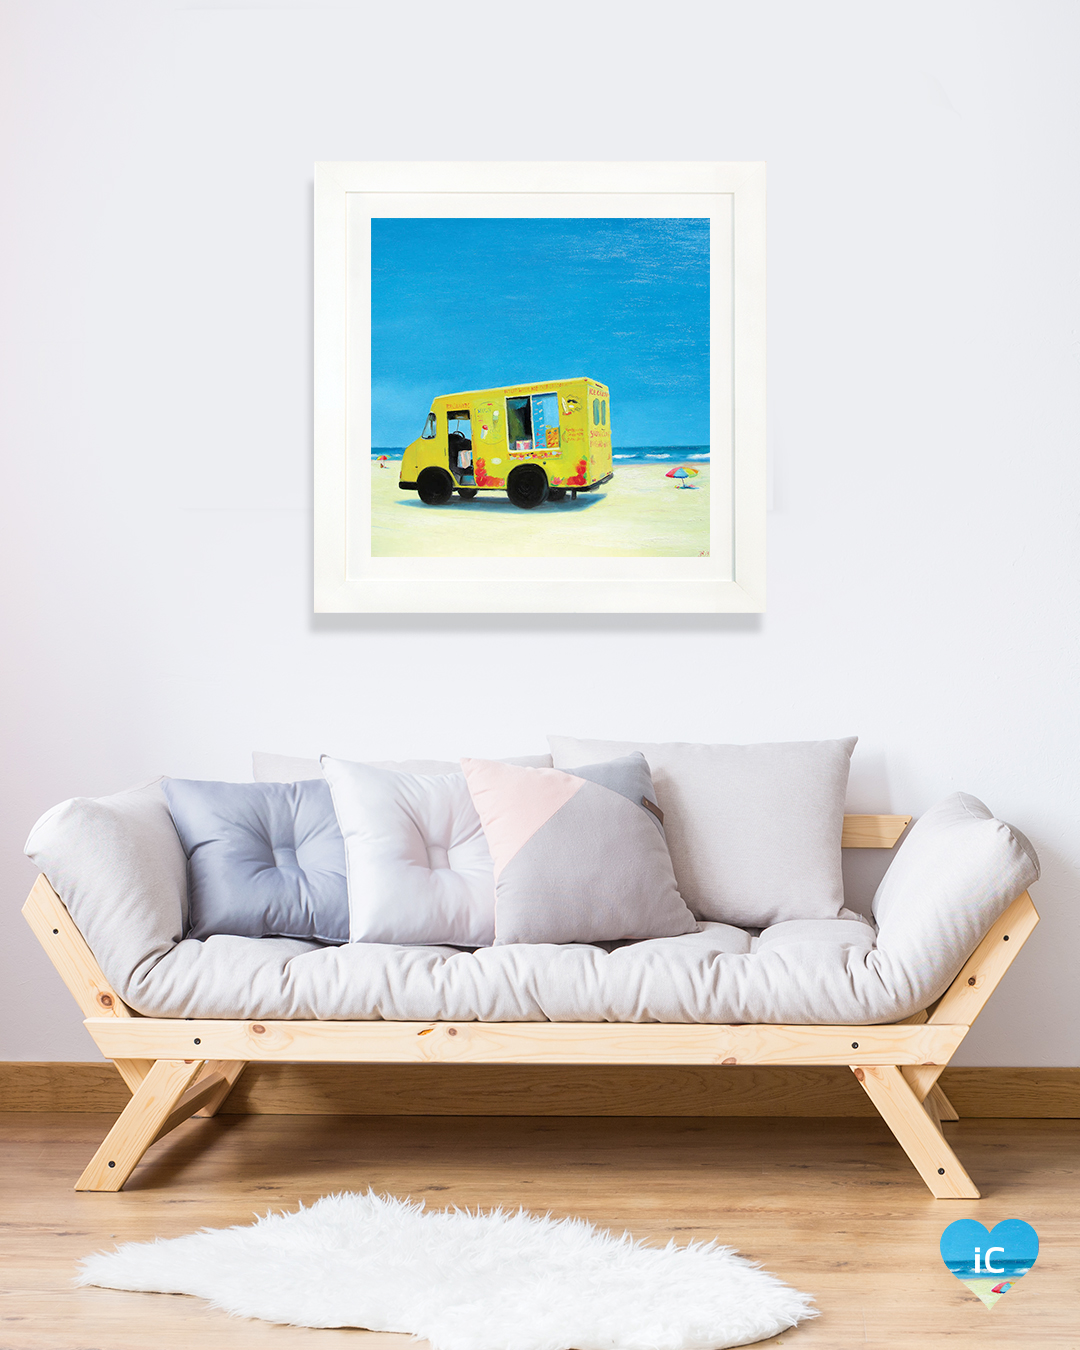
[0,1112,1076,1347]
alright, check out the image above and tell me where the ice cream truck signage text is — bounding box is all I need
[398,377,614,509]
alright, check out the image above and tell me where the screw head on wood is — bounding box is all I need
[1003,935,1010,941]
[52,928,59,934]
[851,1042,859,1049]
[108,1161,115,1168]
[193,1038,201,1045]
[938,1168,945,1174]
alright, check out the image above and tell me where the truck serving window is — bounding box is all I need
[508,392,560,452]
[421,413,437,439]
[507,396,532,448]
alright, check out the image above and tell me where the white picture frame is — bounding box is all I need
[314,161,765,613]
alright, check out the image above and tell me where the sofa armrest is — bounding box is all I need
[24,780,187,1008]
[871,792,1040,1009]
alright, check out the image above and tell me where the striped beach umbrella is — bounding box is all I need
[666,465,699,489]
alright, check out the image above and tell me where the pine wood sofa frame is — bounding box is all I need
[23,813,1039,1199]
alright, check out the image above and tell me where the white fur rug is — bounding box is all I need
[77,1191,816,1350]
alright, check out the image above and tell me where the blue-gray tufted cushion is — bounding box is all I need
[161,778,348,942]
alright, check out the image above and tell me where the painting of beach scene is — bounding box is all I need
[370,217,709,558]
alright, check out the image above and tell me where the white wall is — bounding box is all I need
[2,0,1077,1065]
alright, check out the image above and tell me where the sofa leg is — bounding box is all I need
[76,1058,205,1192]
[927,1081,960,1123]
[112,1059,154,1093]
[193,1060,247,1117]
[851,1064,979,1199]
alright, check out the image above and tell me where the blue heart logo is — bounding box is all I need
[940,1220,1039,1309]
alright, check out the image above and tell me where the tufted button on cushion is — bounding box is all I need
[161,778,348,942]
[321,758,496,947]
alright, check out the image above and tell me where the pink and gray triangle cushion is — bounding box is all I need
[461,754,699,946]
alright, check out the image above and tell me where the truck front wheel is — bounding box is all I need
[507,465,549,509]
[416,467,455,505]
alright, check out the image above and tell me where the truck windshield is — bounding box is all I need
[420,413,436,439]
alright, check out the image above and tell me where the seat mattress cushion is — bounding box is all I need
[90,918,885,1024]
[25,784,1039,1027]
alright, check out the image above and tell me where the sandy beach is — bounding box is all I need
[371,463,710,558]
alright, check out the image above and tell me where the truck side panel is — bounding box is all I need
[586,381,613,483]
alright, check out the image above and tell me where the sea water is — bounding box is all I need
[942,1259,1033,1280]
[613,446,710,465]
[372,446,711,464]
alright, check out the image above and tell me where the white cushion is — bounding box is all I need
[253,751,553,783]
[548,735,856,927]
[321,757,496,946]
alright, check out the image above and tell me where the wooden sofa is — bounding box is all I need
[22,812,1039,1200]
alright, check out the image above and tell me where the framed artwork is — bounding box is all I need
[314,161,765,613]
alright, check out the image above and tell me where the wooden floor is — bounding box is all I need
[1,1112,1077,1348]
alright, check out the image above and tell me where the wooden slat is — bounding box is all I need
[21,875,132,1019]
[851,1064,979,1198]
[841,814,911,848]
[83,1016,967,1068]
[904,890,1040,1102]
[75,1059,204,1192]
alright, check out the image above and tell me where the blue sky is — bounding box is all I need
[371,218,709,447]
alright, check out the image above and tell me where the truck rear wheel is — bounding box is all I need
[507,465,549,509]
[417,467,455,505]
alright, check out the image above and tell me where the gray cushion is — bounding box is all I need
[548,735,856,927]
[162,778,348,943]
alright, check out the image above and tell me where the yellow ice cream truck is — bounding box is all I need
[398,377,614,509]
